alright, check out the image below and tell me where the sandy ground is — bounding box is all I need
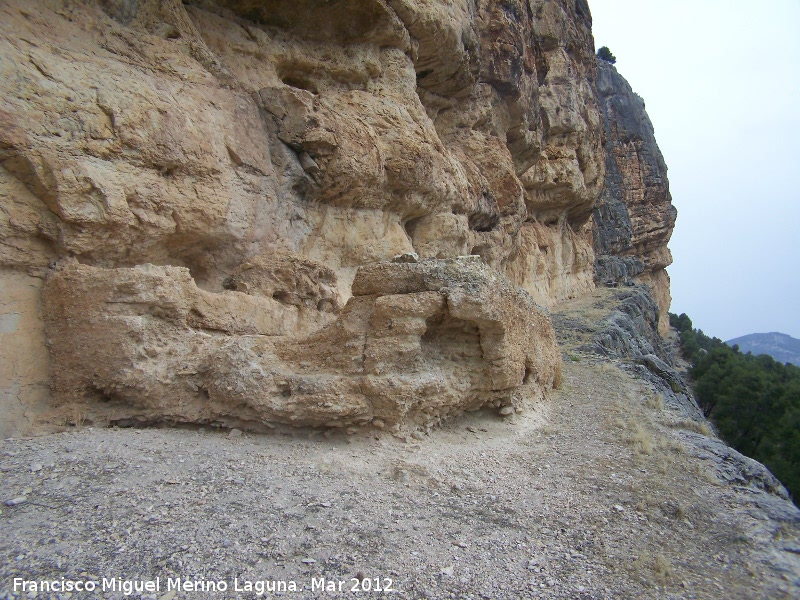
[2,295,799,600]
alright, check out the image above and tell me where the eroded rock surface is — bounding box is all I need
[593,60,677,334]
[0,0,608,432]
[44,258,559,430]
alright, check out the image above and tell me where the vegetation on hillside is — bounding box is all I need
[597,46,617,64]
[671,313,800,500]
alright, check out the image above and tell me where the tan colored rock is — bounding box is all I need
[638,269,673,335]
[223,253,341,314]
[0,0,603,280]
[0,270,51,437]
[44,259,560,430]
[1,0,679,433]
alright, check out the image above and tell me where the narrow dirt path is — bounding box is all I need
[2,295,798,599]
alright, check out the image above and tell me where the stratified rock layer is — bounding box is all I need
[44,258,560,430]
[0,0,605,433]
[593,60,676,333]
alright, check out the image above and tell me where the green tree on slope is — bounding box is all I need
[597,46,617,64]
[672,312,800,501]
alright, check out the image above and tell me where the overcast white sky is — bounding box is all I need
[588,0,800,341]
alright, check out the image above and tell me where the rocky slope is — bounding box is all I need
[2,290,798,600]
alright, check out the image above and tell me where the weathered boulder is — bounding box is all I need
[44,258,560,430]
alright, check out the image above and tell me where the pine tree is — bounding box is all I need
[597,46,616,64]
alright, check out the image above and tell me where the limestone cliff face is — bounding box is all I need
[0,0,605,433]
[0,0,602,296]
[593,60,677,334]
[0,0,674,434]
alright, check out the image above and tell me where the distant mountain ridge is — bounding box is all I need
[726,332,800,366]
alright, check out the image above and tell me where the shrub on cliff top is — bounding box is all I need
[597,46,617,64]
